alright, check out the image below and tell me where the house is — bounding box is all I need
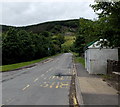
[84,39,118,74]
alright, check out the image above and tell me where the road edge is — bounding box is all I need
[72,55,84,106]
[2,54,62,72]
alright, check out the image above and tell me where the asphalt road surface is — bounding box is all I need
[2,53,73,105]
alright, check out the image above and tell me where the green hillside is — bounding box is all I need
[1,19,79,65]
[1,19,79,35]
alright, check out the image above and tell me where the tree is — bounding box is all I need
[74,35,85,56]
[2,28,20,64]
[91,1,120,47]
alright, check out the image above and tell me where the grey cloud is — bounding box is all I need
[1,2,97,26]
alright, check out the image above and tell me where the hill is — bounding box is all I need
[1,19,79,35]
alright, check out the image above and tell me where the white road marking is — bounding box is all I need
[41,74,44,77]
[22,84,30,91]
[52,76,55,79]
[49,76,52,80]
[34,78,39,82]
[7,98,15,104]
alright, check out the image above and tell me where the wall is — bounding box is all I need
[85,48,118,74]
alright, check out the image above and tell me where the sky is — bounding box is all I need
[0,0,98,27]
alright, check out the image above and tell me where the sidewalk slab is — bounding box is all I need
[75,63,119,106]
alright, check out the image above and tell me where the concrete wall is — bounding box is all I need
[85,48,118,74]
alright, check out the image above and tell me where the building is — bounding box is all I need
[85,39,118,74]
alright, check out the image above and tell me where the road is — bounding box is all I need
[2,53,74,105]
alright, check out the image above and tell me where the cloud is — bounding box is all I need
[1,1,97,26]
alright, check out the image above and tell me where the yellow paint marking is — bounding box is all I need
[56,82,59,88]
[34,78,39,82]
[22,84,30,90]
[73,96,77,105]
[50,82,55,88]
[59,82,69,88]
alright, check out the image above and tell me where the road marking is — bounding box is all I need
[22,84,30,90]
[41,74,44,77]
[50,82,55,88]
[59,76,64,80]
[73,96,77,105]
[34,78,39,82]
[55,82,59,88]
[5,98,15,105]
[7,98,15,104]
[52,76,55,79]
[6,98,12,103]
[1,104,4,106]
[56,76,59,79]
[40,82,49,88]
[59,82,69,88]
[49,76,52,79]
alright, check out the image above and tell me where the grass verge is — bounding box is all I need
[0,54,60,72]
[73,52,85,67]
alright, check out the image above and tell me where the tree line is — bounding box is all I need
[2,28,64,65]
[73,1,120,57]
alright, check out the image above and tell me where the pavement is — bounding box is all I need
[75,63,119,106]
[2,53,73,105]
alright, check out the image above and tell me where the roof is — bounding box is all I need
[84,40,97,51]
[84,39,108,51]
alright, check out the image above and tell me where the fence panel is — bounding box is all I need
[107,60,120,74]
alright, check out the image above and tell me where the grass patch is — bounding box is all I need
[102,74,112,80]
[0,54,60,72]
[64,36,76,47]
[62,36,76,52]
[73,52,85,67]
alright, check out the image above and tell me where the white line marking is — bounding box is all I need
[41,74,44,77]
[52,76,55,79]
[34,78,39,82]
[22,84,30,90]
